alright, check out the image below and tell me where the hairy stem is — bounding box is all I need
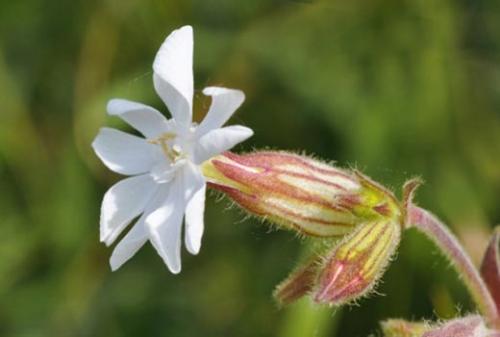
[407,205,499,327]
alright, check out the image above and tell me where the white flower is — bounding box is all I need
[92,25,253,273]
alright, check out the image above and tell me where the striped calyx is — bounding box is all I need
[201,151,401,237]
[314,219,401,304]
[310,178,419,305]
[202,150,406,306]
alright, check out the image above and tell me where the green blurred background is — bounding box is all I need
[1,0,500,336]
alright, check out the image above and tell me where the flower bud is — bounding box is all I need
[273,258,319,306]
[423,316,490,337]
[314,219,401,305]
[381,319,430,337]
[381,316,494,337]
[201,151,401,237]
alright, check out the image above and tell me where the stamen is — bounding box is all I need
[148,133,181,161]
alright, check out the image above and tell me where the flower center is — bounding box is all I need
[148,132,185,162]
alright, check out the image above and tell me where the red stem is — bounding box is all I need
[407,205,499,327]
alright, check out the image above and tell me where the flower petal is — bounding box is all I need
[109,185,170,271]
[109,218,148,271]
[184,185,206,255]
[195,87,245,137]
[107,99,170,138]
[146,178,186,274]
[145,163,205,273]
[92,127,159,175]
[180,161,206,200]
[153,25,193,127]
[194,125,253,164]
[150,161,176,184]
[100,174,157,246]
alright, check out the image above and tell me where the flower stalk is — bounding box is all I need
[406,205,500,328]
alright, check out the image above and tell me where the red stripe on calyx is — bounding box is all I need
[211,159,353,213]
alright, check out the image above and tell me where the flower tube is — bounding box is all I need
[202,151,401,237]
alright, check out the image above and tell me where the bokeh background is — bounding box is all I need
[1,0,500,336]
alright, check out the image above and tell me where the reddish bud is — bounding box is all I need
[423,316,490,337]
[273,258,319,306]
[381,316,494,337]
[314,219,401,305]
[202,151,401,237]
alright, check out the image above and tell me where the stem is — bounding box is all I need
[407,205,499,327]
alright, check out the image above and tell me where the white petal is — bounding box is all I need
[153,26,193,127]
[107,99,170,138]
[194,125,254,164]
[100,174,157,246]
[109,218,148,271]
[145,164,205,273]
[195,87,245,137]
[146,178,186,274]
[184,185,206,255]
[150,161,176,184]
[180,162,205,201]
[92,128,159,175]
[109,186,170,271]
